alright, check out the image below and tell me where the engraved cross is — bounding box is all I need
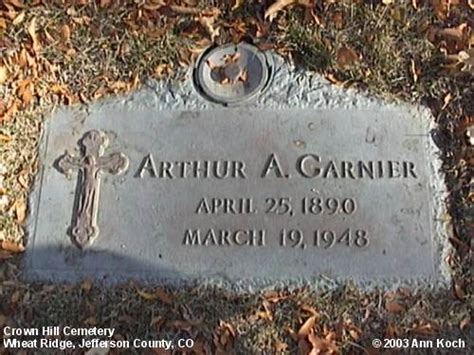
[56,130,129,248]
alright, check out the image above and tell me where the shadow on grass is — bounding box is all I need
[0,247,470,354]
[1,246,277,354]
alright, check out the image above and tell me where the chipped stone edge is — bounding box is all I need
[23,53,453,291]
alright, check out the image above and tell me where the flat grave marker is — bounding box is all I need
[25,54,449,286]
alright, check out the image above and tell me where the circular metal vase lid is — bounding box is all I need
[194,42,270,105]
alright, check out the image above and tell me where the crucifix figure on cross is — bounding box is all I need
[56,130,129,249]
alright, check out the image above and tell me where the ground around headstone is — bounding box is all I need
[0,1,472,354]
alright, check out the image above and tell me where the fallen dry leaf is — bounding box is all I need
[50,84,74,103]
[12,11,25,26]
[27,17,42,54]
[442,92,453,110]
[154,63,173,79]
[348,327,361,341]
[433,23,470,54]
[336,47,359,68]
[20,83,33,106]
[439,23,469,39]
[264,290,288,303]
[110,80,128,91]
[453,282,467,299]
[459,316,470,330]
[81,279,93,292]
[177,48,192,68]
[411,59,419,83]
[232,0,245,10]
[385,322,401,337]
[0,196,8,211]
[4,10,18,21]
[264,0,311,22]
[431,0,460,19]
[453,115,474,134]
[84,316,97,326]
[1,240,25,253]
[137,288,157,300]
[5,0,26,9]
[308,333,339,354]
[168,4,205,15]
[61,24,71,42]
[0,66,8,84]
[99,0,112,7]
[169,319,202,329]
[154,288,173,304]
[458,49,474,73]
[142,0,164,11]
[224,52,241,64]
[190,339,208,355]
[17,47,34,68]
[11,290,21,304]
[408,322,437,336]
[130,72,140,91]
[221,321,236,338]
[298,315,316,338]
[22,291,30,303]
[150,315,164,328]
[467,124,474,146]
[274,341,288,351]
[251,308,272,321]
[325,73,346,87]
[0,134,12,143]
[136,288,173,304]
[301,304,319,317]
[385,300,405,314]
[331,11,344,29]
[196,13,221,41]
[14,198,26,223]
[17,172,28,188]
[72,16,91,26]
[261,300,274,321]
[218,330,231,350]
[298,338,311,354]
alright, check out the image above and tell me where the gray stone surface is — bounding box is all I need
[24,54,451,287]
